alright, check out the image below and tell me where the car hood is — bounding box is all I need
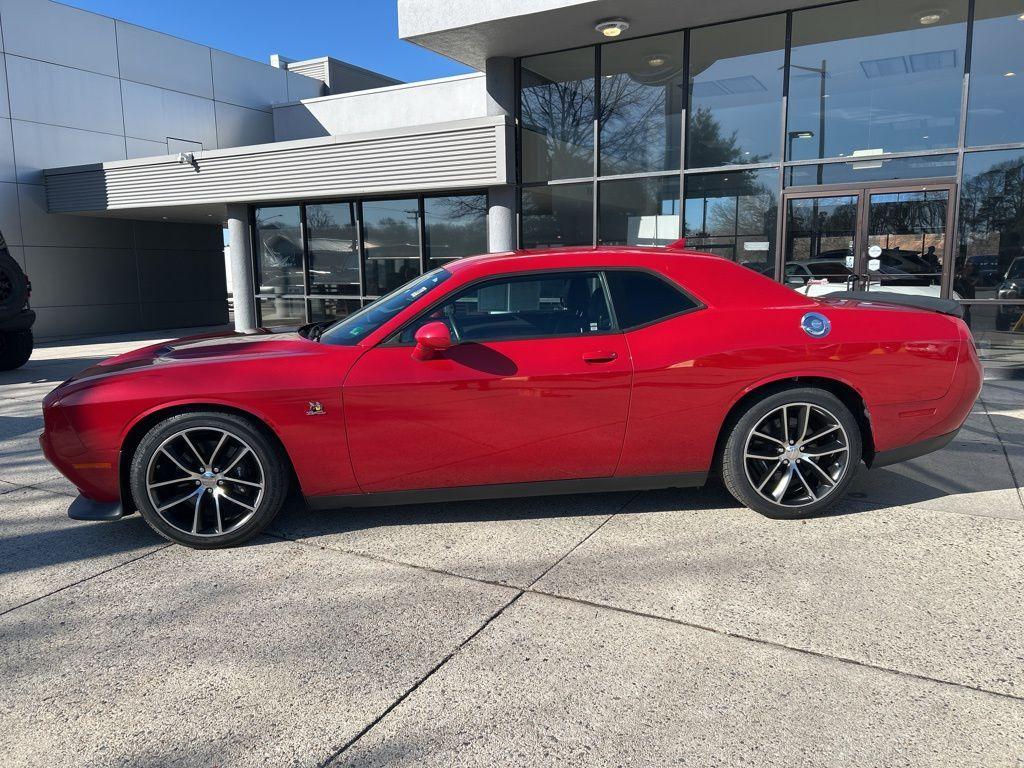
[49,327,327,397]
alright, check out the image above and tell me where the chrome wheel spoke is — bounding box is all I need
[181,433,207,470]
[745,452,780,461]
[157,488,201,513]
[753,431,785,447]
[208,432,228,469]
[793,464,817,501]
[159,448,195,477]
[223,477,262,488]
[191,491,203,534]
[798,405,811,443]
[148,476,192,489]
[771,466,795,502]
[220,491,256,512]
[802,445,848,458]
[800,424,840,446]
[802,457,836,486]
[214,492,223,534]
[756,461,782,491]
[221,447,250,476]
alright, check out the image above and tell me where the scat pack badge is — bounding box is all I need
[306,401,326,416]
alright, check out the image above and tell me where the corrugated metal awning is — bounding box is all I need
[43,116,510,217]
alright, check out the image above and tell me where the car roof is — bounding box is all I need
[441,245,813,310]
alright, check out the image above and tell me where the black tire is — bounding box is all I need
[721,388,862,519]
[0,248,29,323]
[0,329,32,371]
[130,411,289,548]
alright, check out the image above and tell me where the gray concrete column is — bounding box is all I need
[226,203,257,333]
[488,186,516,253]
[485,57,517,252]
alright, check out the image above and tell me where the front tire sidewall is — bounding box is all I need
[130,412,288,548]
[722,388,862,519]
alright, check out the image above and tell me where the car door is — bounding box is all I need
[342,270,633,493]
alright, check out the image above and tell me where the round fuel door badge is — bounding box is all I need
[801,312,831,339]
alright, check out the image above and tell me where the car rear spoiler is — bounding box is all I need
[823,291,964,319]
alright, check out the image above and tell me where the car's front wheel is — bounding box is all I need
[721,388,861,519]
[130,411,288,548]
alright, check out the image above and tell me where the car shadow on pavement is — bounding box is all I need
[0,357,107,386]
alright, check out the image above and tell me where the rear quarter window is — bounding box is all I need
[604,270,699,329]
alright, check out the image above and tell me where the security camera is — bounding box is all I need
[177,152,197,168]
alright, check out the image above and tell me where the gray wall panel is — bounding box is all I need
[138,248,226,302]
[19,183,131,248]
[32,303,143,337]
[6,55,123,135]
[141,298,228,330]
[133,220,222,251]
[115,20,214,99]
[0,0,119,76]
[214,101,275,149]
[13,120,126,183]
[212,50,287,110]
[24,245,139,306]
[0,54,9,118]
[121,80,218,148]
[126,137,168,159]
[0,118,15,183]
[0,181,22,245]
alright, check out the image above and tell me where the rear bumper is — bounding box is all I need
[871,428,958,468]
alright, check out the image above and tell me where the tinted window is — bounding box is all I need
[254,205,304,297]
[787,0,967,160]
[401,272,611,343]
[307,202,359,295]
[520,48,595,182]
[361,199,421,297]
[521,184,593,249]
[600,32,684,174]
[688,15,786,168]
[605,271,697,329]
[423,194,487,263]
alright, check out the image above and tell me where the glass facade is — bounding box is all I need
[251,192,487,325]
[516,0,1024,364]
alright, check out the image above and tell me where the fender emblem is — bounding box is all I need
[306,401,326,416]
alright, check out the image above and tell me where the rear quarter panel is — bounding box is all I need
[615,298,962,477]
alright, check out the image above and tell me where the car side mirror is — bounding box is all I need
[785,276,805,287]
[412,321,452,360]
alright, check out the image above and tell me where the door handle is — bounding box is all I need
[582,351,618,363]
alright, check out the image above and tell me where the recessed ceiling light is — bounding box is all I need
[647,54,668,67]
[1018,12,1024,20]
[595,18,629,37]
[1005,71,1017,77]
[919,13,943,24]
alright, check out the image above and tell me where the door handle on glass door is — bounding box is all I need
[582,351,618,363]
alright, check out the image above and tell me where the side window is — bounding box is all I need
[604,270,698,329]
[399,271,612,343]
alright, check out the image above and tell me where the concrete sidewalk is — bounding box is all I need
[1,330,1022,767]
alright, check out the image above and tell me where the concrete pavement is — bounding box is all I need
[1,329,1022,767]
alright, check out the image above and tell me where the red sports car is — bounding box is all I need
[40,244,982,548]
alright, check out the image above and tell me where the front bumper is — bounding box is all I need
[68,495,125,521]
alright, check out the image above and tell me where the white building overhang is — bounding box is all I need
[43,116,511,223]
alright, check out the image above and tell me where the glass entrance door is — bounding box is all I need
[782,184,953,299]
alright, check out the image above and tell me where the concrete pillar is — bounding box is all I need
[226,203,257,333]
[485,56,517,252]
[488,186,516,253]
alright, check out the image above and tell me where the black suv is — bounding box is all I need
[0,232,34,370]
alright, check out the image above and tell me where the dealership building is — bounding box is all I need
[9,0,1024,369]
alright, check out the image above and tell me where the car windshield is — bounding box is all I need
[1006,260,1024,280]
[319,268,453,346]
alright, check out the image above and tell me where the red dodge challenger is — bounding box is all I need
[40,244,982,548]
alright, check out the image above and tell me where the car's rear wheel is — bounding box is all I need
[721,388,861,519]
[130,411,288,548]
